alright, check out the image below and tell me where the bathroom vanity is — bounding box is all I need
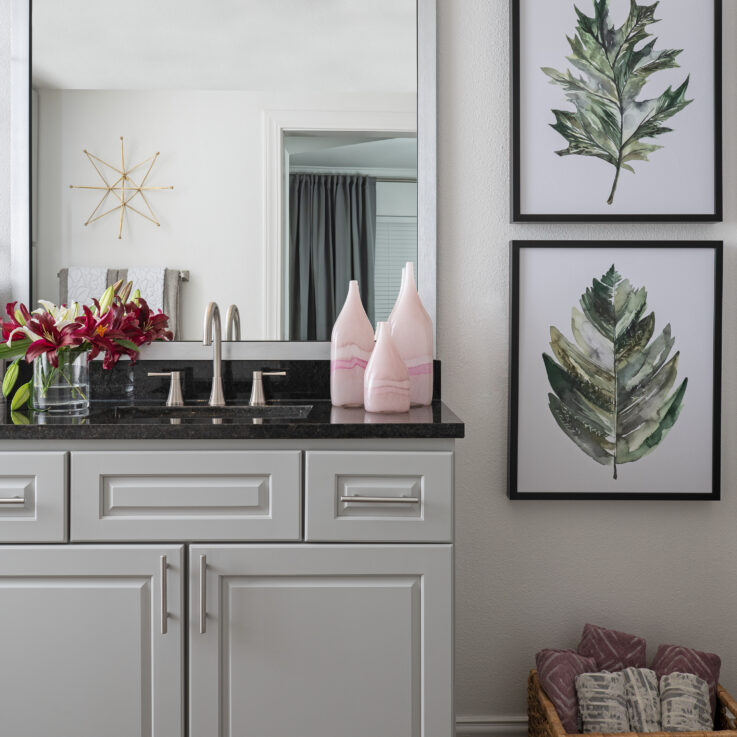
[0,393,463,737]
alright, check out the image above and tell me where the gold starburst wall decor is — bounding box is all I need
[70,137,174,239]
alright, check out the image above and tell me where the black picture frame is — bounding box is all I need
[511,0,723,222]
[508,241,722,500]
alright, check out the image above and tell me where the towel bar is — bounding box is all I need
[57,269,189,282]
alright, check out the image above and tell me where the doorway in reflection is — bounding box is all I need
[283,132,417,341]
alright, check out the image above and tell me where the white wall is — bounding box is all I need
[439,1,737,732]
[2,0,737,732]
[0,0,10,306]
[35,89,415,340]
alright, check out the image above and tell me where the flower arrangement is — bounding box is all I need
[1,280,172,411]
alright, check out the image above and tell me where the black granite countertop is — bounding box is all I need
[0,399,464,440]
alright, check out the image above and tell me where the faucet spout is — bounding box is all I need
[226,304,241,341]
[203,302,225,407]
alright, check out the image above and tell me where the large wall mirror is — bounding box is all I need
[14,0,436,353]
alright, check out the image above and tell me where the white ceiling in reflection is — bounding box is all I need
[32,0,417,92]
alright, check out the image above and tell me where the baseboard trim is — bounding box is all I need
[455,714,528,736]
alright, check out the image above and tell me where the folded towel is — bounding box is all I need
[67,266,107,306]
[127,266,166,314]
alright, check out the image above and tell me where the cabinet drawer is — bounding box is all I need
[305,451,452,542]
[0,452,67,543]
[71,451,301,541]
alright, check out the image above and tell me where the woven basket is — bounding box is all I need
[528,669,737,737]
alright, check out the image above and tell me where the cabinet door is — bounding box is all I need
[189,544,452,737]
[0,545,184,737]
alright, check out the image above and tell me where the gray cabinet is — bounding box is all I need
[188,544,453,737]
[0,545,184,737]
[0,443,455,737]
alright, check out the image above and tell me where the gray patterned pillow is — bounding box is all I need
[575,671,630,733]
[660,672,712,732]
[622,667,661,732]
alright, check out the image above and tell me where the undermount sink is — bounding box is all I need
[114,403,314,420]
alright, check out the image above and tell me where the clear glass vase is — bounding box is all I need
[32,351,90,415]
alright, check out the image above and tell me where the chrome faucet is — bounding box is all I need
[226,304,241,341]
[203,302,225,407]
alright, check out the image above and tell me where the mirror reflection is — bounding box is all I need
[31,0,418,341]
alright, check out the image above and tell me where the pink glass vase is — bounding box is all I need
[388,262,433,406]
[330,281,375,407]
[363,322,410,413]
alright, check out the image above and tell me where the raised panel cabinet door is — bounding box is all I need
[0,451,67,542]
[0,545,184,737]
[189,544,453,737]
[70,451,302,541]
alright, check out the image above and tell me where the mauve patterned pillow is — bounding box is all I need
[621,667,661,732]
[536,649,598,733]
[652,644,721,719]
[577,623,647,671]
[660,672,713,732]
[575,671,630,734]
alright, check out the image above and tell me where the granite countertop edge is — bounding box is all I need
[0,401,465,440]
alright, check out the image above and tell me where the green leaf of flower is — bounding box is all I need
[114,339,141,352]
[544,267,687,480]
[543,0,692,204]
[0,339,31,360]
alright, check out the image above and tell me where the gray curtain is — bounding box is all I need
[288,174,376,341]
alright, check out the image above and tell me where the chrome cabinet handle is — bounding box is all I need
[339,495,420,504]
[160,555,168,635]
[199,555,207,634]
[0,496,24,505]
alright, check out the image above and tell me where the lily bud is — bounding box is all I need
[132,289,141,306]
[10,410,29,426]
[14,308,26,326]
[98,285,115,315]
[119,281,133,304]
[111,279,124,295]
[10,379,32,411]
[2,360,19,398]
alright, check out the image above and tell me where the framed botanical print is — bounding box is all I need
[511,0,722,222]
[508,241,722,499]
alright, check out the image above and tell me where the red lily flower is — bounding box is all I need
[23,311,84,367]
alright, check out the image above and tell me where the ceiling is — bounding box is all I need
[287,134,417,172]
[32,0,417,93]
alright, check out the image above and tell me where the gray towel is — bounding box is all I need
[59,267,182,338]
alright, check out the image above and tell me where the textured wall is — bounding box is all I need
[438,0,737,724]
[0,0,735,728]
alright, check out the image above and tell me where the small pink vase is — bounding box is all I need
[330,281,375,407]
[363,322,410,413]
[388,262,433,406]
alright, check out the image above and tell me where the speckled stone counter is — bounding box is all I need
[0,399,464,440]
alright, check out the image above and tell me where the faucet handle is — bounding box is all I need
[250,370,287,406]
[147,371,184,407]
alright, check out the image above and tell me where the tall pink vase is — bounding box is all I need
[388,262,433,406]
[330,281,375,407]
[364,322,410,413]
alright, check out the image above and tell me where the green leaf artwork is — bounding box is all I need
[542,0,692,204]
[543,266,687,479]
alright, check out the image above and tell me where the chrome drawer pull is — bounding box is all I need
[339,495,420,504]
[160,555,168,635]
[199,555,207,634]
[0,496,24,506]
